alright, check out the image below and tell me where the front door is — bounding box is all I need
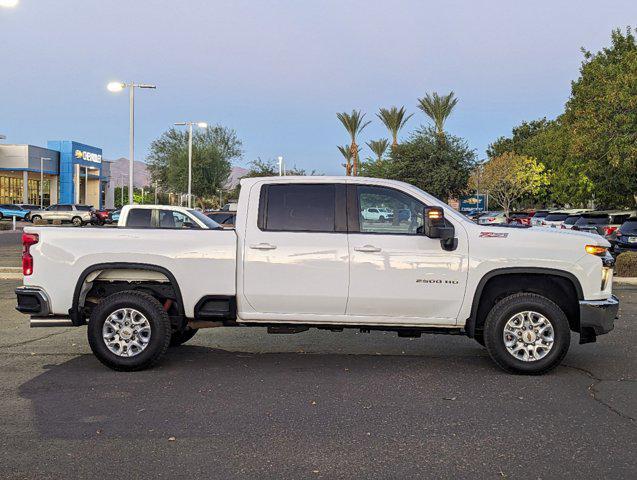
[243,182,349,316]
[346,185,468,324]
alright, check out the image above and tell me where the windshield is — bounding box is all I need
[188,209,222,229]
[563,215,580,225]
[619,219,637,234]
[545,213,569,222]
[575,215,608,226]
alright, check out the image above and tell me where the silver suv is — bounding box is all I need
[28,204,94,226]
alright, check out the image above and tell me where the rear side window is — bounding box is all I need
[75,205,92,211]
[563,215,580,225]
[532,211,549,218]
[127,209,153,227]
[259,184,336,232]
[58,205,72,211]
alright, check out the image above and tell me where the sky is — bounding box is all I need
[1,0,636,175]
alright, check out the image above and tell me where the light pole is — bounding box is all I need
[39,157,51,208]
[107,81,156,205]
[174,121,207,208]
[277,155,286,176]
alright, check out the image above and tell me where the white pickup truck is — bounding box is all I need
[15,176,619,374]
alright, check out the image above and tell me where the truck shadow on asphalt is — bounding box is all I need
[18,345,601,441]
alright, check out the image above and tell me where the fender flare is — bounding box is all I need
[465,267,584,338]
[70,262,185,326]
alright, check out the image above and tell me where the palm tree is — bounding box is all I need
[337,144,354,175]
[337,110,371,175]
[366,139,390,162]
[417,91,458,139]
[377,106,413,147]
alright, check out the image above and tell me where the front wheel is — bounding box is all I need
[31,215,42,223]
[72,216,83,227]
[483,293,570,375]
[87,290,171,371]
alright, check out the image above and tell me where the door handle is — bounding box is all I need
[354,245,382,253]
[249,243,277,250]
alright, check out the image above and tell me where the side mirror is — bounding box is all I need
[423,206,454,240]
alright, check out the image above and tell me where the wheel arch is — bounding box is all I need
[466,267,584,338]
[71,262,185,326]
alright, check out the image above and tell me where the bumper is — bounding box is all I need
[15,286,51,316]
[579,295,619,343]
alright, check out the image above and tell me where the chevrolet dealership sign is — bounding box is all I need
[74,149,102,164]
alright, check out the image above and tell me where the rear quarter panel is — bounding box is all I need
[23,227,237,317]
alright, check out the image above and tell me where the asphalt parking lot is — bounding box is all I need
[0,277,635,479]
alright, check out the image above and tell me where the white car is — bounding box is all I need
[117,204,221,230]
[361,207,393,222]
[541,210,589,228]
[16,176,618,375]
[477,211,507,225]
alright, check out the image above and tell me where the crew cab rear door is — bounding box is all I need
[242,182,349,315]
[346,184,468,324]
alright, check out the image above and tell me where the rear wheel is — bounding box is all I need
[483,293,570,375]
[31,215,41,223]
[379,216,385,223]
[170,327,199,346]
[87,290,171,371]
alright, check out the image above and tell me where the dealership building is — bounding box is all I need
[0,140,114,208]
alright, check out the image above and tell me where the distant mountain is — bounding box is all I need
[105,157,248,189]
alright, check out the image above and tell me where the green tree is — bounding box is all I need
[562,27,637,207]
[147,125,241,204]
[385,127,476,201]
[337,145,354,175]
[417,91,458,139]
[377,106,413,147]
[336,110,371,176]
[474,152,549,214]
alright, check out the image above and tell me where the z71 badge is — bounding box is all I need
[479,231,509,238]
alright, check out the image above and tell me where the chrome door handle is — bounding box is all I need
[354,245,381,253]
[249,243,277,250]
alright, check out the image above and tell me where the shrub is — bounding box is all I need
[616,252,637,277]
[0,222,12,231]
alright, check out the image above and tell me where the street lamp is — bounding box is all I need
[107,81,156,204]
[0,0,19,7]
[174,121,208,208]
[40,157,51,209]
[277,156,286,176]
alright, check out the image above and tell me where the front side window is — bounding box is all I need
[356,185,424,235]
[260,184,336,232]
[159,210,193,229]
[58,205,72,212]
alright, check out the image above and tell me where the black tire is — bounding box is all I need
[170,327,199,347]
[87,290,171,371]
[379,216,385,223]
[483,293,570,375]
[31,215,41,223]
[72,216,83,227]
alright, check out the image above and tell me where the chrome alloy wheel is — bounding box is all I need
[102,308,151,357]
[503,311,554,362]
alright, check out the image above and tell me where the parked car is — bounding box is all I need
[206,211,237,228]
[28,204,94,226]
[463,209,484,221]
[16,204,41,211]
[530,210,550,226]
[15,176,618,375]
[602,210,637,238]
[560,214,582,230]
[0,204,30,220]
[361,207,393,222]
[507,212,532,226]
[92,208,114,226]
[611,216,637,255]
[109,209,121,223]
[477,211,507,225]
[118,205,221,229]
[540,212,572,228]
[571,213,610,235]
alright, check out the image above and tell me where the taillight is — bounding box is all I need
[541,221,546,226]
[603,226,617,236]
[560,225,566,229]
[22,233,39,276]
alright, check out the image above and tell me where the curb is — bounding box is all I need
[614,277,637,286]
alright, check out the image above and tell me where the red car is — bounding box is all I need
[507,211,534,226]
[92,209,114,226]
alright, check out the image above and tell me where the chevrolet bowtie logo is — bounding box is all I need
[74,149,83,159]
